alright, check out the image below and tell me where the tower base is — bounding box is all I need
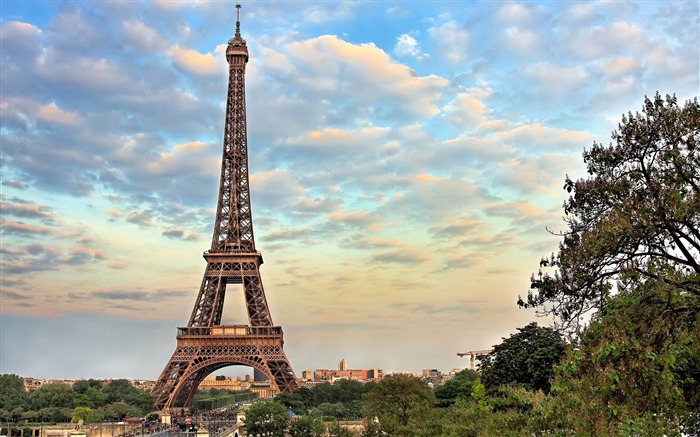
[151,325,298,411]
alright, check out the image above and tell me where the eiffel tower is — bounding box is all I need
[151,5,298,412]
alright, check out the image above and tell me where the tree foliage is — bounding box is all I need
[540,278,700,436]
[272,379,372,419]
[0,375,27,410]
[433,369,479,408]
[71,380,103,395]
[0,376,153,423]
[70,407,94,424]
[479,323,566,395]
[28,384,76,410]
[286,415,325,437]
[519,94,700,329]
[243,400,289,437]
[363,374,435,437]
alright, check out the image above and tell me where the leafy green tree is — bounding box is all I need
[98,402,140,422]
[39,407,71,423]
[71,407,94,423]
[0,375,27,411]
[10,407,24,422]
[102,380,136,404]
[331,379,371,403]
[479,323,566,395]
[243,400,289,437]
[28,384,76,410]
[72,380,103,395]
[272,392,306,416]
[363,374,435,437]
[537,278,699,436]
[21,410,38,423]
[74,387,108,409]
[519,94,700,330]
[434,369,479,408]
[287,415,324,437]
[422,390,544,437]
[317,402,342,420]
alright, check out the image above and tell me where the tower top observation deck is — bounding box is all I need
[227,4,248,63]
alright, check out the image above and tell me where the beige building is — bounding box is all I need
[197,375,251,391]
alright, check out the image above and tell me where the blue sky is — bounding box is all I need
[1,0,698,380]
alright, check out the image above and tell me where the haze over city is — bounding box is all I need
[1,0,698,380]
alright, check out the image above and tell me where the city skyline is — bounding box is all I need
[1,1,698,380]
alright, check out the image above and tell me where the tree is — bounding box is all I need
[479,323,566,395]
[102,380,136,404]
[28,384,75,410]
[0,375,27,411]
[363,374,435,437]
[98,402,140,422]
[74,387,108,409]
[519,94,700,330]
[71,407,94,424]
[434,369,479,407]
[537,278,700,436]
[10,407,24,423]
[287,415,324,437]
[21,410,38,423]
[72,380,103,395]
[243,400,289,437]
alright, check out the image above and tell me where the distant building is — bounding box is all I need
[422,369,440,378]
[197,375,250,391]
[338,358,348,371]
[250,381,273,398]
[301,370,314,381]
[314,368,383,382]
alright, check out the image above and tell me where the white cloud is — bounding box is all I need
[167,45,222,76]
[122,19,169,52]
[283,126,392,153]
[0,21,42,58]
[393,34,421,58]
[496,2,545,26]
[493,153,582,196]
[565,21,648,59]
[497,123,593,153]
[600,56,643,79]
[427,21,470,64]
[36,103,81,126]
[521,62,588,98]
[441,93,489,130]
[256,35,449,121]
[501,26,541,56]
[148,141,218,175]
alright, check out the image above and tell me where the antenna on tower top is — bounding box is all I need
[235,4,242,37]
[236,5,241,38]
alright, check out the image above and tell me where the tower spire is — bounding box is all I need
[235,4,241,38]
[227,4,248,63]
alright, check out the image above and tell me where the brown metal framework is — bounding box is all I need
[151,6,298,412]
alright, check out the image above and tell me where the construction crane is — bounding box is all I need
[457,349,493,370]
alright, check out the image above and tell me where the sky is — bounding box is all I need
[1,0,698,381]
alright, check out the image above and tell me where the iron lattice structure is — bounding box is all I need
[151,7,298,412]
